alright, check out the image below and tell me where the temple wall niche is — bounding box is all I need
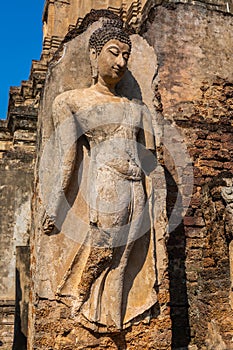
[142,2,233,348]
[28,15,171,348]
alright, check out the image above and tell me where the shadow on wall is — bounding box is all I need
[165,167,191,349]
[12,268,27,350]
[12,246,30,350]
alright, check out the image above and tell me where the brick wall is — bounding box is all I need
[142,3,233,348]
[0,60,47,348]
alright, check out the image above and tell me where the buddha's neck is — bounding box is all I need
[93,80,117,96]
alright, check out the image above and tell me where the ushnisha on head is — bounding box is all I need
[89,19,132,86]
[89,19,132,55]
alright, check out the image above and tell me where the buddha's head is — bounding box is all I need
[89,20,132,87]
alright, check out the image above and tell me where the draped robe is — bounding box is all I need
[41,89,158,331]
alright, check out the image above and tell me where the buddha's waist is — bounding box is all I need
[93,158,142,180]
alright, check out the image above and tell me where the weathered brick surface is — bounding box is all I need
[0,300,15,350]
[142,3,233,349]
[0,124,35,347]
[0,54,47,349]
[31,299,171,350]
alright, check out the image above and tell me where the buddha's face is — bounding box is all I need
[93,39,130,86]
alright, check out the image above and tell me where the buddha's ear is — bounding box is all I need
[90,48,97,62]
[89,48,98,84]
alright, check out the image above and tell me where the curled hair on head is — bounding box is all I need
[89,20,132,55]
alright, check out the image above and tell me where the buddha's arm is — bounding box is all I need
[52,94,78,191]
[42,93,78,234]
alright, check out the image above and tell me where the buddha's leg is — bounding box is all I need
[80,179,147,328]
[101,180,146,328]
[76,170,131,310]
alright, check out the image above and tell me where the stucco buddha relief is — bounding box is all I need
[36,11,167,332]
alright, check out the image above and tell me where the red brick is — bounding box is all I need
[194,139,208,148]
[199,160,223,168]
[198,166,221,177]
[184,216,205,227]
[223,142,233,151]
[190,197,202,207]
[203,258,215,268]
[210,141,221,150]
[206,133,222,141]
[221,134,232,142]
[197,130,208,139]
[224,162,233,170]
[185,227,203,238]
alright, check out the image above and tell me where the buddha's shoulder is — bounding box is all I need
[53,88,92,107]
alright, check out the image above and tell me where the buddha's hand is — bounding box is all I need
[42,212,56,235]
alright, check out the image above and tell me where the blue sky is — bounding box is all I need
[0,1,44,119]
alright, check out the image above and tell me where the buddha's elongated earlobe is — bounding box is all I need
[90,48,98,85]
